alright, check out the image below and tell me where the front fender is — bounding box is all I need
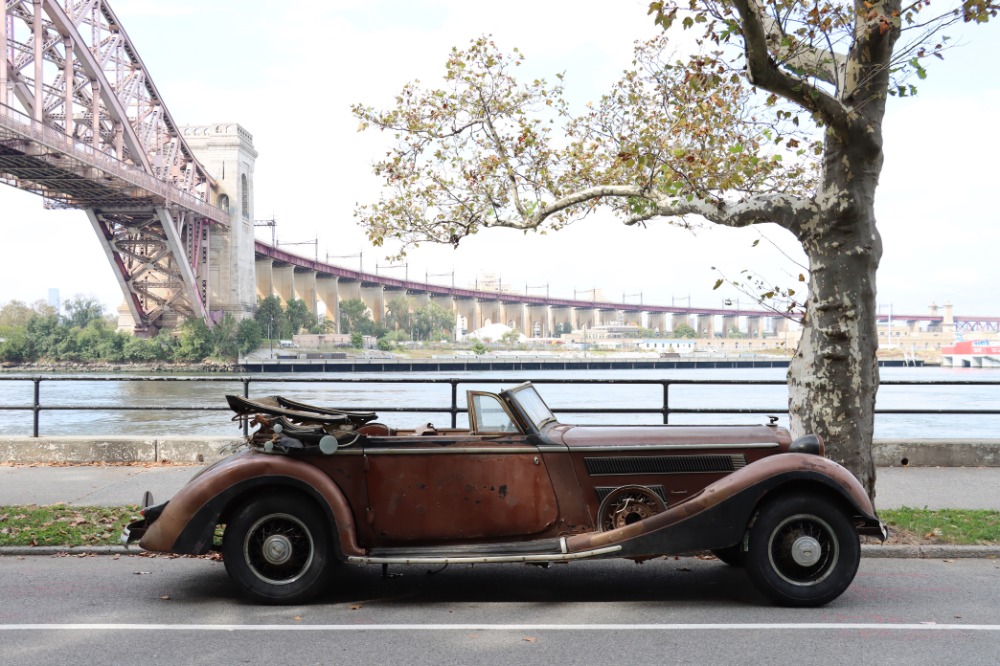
[565,453,881,557]
[139,449,363,557]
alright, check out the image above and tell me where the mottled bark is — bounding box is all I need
[788,189,882,499]
[732,0,897,502]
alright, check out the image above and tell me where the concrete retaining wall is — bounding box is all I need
[873,439,1000,468]
[1,436,999,466]
[0,436,242,464]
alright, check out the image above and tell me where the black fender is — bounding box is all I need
[565,453,882,557]
[138,450,364,557]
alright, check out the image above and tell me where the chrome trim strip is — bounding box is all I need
[363,447,539,455]
[559,537,568,554]
[571,442,780,453]
[347,545,622,566]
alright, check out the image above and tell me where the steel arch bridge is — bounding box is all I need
[0,0,227,334]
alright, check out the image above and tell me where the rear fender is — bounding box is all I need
[565,453,880,557]
[139,450,363,557]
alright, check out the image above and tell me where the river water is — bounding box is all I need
[0,366,997,439]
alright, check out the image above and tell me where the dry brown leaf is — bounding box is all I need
[522,637,538,643]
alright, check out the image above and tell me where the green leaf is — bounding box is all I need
[713,279,724,290]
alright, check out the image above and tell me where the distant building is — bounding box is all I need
[47,288,60,311]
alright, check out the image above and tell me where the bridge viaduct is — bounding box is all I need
[1,1,997,339]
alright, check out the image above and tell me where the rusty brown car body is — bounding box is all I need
[122,382,885,607]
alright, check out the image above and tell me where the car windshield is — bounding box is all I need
[510,384,557,430]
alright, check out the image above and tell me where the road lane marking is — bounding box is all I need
[1,623,999,632]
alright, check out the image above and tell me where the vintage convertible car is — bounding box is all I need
[122,382,885,607]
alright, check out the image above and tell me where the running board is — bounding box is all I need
[347,543,622,566]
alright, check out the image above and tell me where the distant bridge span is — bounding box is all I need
[255,240,1000,336]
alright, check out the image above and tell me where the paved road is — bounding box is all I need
[0,555,997,665]
[2,464,998,509]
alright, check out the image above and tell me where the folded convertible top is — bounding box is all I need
[225,394,377,427]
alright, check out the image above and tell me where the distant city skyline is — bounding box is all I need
[1,1,997,317]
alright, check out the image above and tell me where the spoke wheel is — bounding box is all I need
[745,494,860,607]
[223,493,334,604]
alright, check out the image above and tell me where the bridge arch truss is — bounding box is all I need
[1,0,227,333]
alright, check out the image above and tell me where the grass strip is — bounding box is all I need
[879,507,1000,546]
[0,505,140,548]
[1,505,998,549]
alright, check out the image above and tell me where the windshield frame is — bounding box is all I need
[506,383,558,431]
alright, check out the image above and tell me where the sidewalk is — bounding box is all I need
[1,463,998,510]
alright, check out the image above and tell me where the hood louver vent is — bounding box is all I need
[585,454,746,476]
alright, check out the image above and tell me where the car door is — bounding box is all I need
[363,391,559,544]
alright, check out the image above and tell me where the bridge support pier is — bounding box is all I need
[360,285,384,323]
[317,276,339,331]
[527,305,552,337]
[272,265,294,306]
[696,315,715,338]
[295,269,318,319]
[255,259,274,300]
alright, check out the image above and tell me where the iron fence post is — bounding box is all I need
[242,377,251,437]
[32,377,40,437]
[662,381,670,424]
[450,380,459,429]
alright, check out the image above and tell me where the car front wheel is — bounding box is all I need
[223,493,334,604]
[744,494,860,607]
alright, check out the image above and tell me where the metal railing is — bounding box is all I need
[0,375,998,437]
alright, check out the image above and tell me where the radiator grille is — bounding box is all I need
[585,454,746,476]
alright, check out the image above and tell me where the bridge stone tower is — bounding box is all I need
[180,124,259,321]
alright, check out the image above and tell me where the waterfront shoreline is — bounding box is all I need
[237,357,923,373]
[1,355,933,375]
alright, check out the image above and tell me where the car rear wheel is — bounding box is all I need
[223,493,334,604]
[744,494,860,607]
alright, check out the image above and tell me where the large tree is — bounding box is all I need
[353,1,995,499]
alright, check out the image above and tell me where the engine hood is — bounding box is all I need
[547,423,792,450]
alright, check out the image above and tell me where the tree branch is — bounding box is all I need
[758,6,847,89]
[732,0,851,130]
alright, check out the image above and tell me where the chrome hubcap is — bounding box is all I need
[262,534,294,566]
[790,536,822,567]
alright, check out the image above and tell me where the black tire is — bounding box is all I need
[744,494,860,607]
[711,544,746,567]
[223,493,334,604]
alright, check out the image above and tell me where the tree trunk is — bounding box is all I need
[788,152,883,501]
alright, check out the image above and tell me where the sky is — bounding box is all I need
[1,0,998,319]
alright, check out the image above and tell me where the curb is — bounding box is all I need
[4,545,999,558]
[861,544,1000,559]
